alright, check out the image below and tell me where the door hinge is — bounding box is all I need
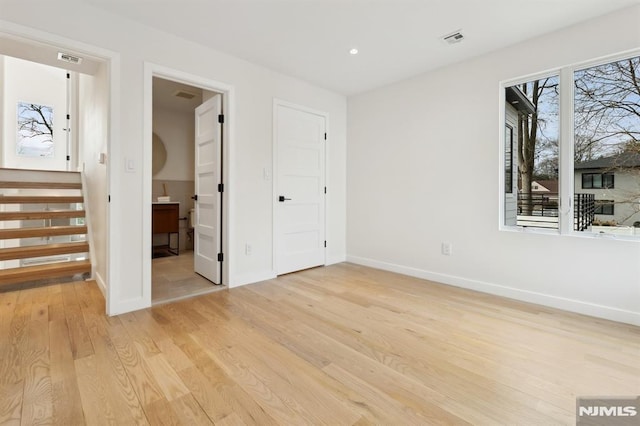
[66,114,70,120]
[108,195,111,202]
[218,183,224,193]
[217,253,224,262]
[324,133,327,140]
[324,241,327,248]
[324,186,327,194]
[192,194,198,201]
[66,73,70,79]
[218,114,224,124]
[66,155,71,161]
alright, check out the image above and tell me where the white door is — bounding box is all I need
[194,95,222,283]
[275,102,326,275]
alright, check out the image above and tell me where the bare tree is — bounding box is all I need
[17,103,54,143]
[517,78,558,215]
[575,57,640,155]
[574,56,640,225]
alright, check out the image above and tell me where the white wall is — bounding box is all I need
[0,0,347,314]
[1,55,67,170]
[152,107,194,182]
[78,64,109,295]
[0,55,4,167]
[347,6,640,325]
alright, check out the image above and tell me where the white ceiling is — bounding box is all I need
[87,0,639,95]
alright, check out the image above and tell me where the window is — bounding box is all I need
[17,102,54,158]
[574,55,640,234]
[504,76,559,229]
[582,173,614,189]
[594,200,614,215]
[505,125,513,194]
[502,51,640,237]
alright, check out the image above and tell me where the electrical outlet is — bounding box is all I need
[245,243,252,255]
[441,242,453,256]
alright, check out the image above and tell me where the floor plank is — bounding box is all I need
[0,263,637,425]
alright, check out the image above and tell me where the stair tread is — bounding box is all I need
[0,195,84,204]
[0,242,89,261]
[0,260,91,286]
[0,170,91,286]
[0,168,81,175]
[0,181,82,189]
[0,225,88,240]
[0,210,85,221]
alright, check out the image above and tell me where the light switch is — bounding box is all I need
[125,158,136,173]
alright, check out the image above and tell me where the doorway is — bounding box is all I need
[146,68,231,305]
[0,56,73,171]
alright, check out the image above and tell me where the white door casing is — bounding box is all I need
[275,101,326,275]
[194,94,222,283]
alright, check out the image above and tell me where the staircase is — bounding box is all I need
[0,168,92,288]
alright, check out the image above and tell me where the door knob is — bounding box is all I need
[278,195,291,202]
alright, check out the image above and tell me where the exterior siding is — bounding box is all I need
[574,169,640,226]
[504,104,518,226]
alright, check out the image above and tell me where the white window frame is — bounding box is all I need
[499,68,561,236]
[499,48,640,241]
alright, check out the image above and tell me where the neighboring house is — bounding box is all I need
[504,86,535,226]
[574,152,640,226]
[531,180,558,193]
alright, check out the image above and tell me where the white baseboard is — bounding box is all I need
[346,255,640,326]
[93,271,107,299]
[229,270,277,288]
[108,297,151,316]
[326,254,347,265]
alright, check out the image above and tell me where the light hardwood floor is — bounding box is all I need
[0,263,638,425]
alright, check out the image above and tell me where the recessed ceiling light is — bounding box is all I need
[349,48,359,55]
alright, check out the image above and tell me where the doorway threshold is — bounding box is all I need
[152,250,223,305]
[152,284,226,307]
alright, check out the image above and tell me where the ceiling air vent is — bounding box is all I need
[173,90,197,100]
[57,52,83,64]
[442,31,464,45]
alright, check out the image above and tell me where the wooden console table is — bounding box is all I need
[152,202,179,257]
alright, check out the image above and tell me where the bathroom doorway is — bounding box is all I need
[150,76,225,304]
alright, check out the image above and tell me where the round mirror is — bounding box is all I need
[152,133,167,176]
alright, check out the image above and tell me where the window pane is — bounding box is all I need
[504,76,559,229]
[594,200,614,216]
[574,56,640,235]
[592,174,602,188]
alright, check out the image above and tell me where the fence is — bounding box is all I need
[516,193,594,231]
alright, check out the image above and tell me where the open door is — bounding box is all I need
[193,95,222,283]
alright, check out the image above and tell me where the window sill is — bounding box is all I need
[500,225,640,242]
